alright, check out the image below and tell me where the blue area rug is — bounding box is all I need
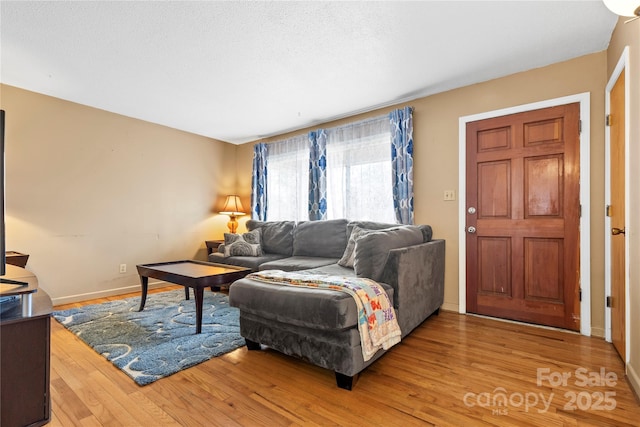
[53,289,245,386]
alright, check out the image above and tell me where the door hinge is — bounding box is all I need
[606,115,611,126]
[579,120,582,133]
[579,288,582,301]
[606,296,612,308]
[579,204,582,217]
[606,205,612,217]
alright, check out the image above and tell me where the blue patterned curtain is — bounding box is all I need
[251,143,268,220]
[308,130,327,220]
[389,107,414,225]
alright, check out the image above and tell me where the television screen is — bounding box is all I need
[1,109,5,276]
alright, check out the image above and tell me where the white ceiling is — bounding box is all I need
[1,1,618,144]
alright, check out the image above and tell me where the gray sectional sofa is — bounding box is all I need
[212,218,445,389]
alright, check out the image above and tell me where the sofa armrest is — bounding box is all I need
[378,239,445,337]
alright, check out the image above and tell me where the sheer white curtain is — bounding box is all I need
[325,115,396,223]
[265,135,309,222]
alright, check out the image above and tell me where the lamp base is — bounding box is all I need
[227,215,239,234]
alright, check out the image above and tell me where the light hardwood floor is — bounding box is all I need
[50,286,640,426]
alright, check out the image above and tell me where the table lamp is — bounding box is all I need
[220,195,245,234]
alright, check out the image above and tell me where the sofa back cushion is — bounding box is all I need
[246,220,295,256]
[347,220,398,235]
[293,218,349,258]
[338,225,375,268]
[353,226,424,281]
[347,220,433,243]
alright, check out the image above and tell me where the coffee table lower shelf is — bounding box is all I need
[136,260,251,334]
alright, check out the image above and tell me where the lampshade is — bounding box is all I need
[219,195,245,216]
[603,0,640,17]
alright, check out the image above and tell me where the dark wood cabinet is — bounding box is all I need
[0,266,51,427]
[5,251,29,268]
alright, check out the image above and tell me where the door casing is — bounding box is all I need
[458,93,592,336]
[605,46,630,363]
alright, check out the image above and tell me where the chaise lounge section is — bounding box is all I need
[216,219,445,389]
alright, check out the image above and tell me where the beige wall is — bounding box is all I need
[0,84,235,304]
[607,17,640,397]
[235,51,608,333]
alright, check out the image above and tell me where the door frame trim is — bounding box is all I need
[604,46,630,362]
[458,93,592,336]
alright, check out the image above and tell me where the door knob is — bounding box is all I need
[467,226,476,234]
[611,227,625,235]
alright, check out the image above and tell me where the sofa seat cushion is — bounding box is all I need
[229,277,394,331]
[259,256,340,272]
[209,252,288,271]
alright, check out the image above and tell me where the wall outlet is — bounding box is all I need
[119,264,127,274]
[444,190,456,201]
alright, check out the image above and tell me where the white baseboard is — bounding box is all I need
[440,302,459,312]
[51,280,169,306]
[627,362,640,401]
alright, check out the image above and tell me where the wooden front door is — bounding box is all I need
[609,70,626,359]
[466,103,581,331]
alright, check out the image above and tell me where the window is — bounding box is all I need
[265,135,309,222]
[258,113,403,224]
[325,116,395,222]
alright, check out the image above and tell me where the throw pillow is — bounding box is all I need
[223,230,262,257]
[338,225,373,268]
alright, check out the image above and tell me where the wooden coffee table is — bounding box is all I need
[136,260,251,334]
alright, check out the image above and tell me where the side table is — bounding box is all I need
[205,240,224,256]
